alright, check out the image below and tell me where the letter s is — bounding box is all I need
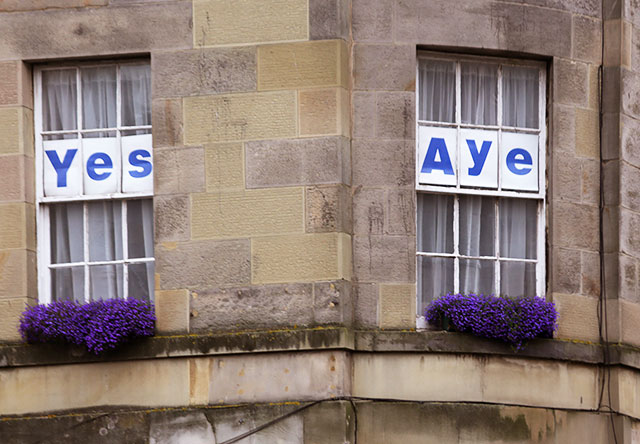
[128,150,152,178]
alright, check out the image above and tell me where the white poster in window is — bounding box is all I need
[500,132,539,192]
[43,138,83,197]
[459,129,498,189]
[417,126,457,186]
[82,137,120,195]
[121,134,153,193]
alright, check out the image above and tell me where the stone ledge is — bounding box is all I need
[0,328,637,370]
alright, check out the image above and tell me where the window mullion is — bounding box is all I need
[453,196,459,294]
[455,61,461,191]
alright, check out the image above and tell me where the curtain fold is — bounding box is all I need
[419,60,455,122]
[502,66,539,128]
[461,63,497,125]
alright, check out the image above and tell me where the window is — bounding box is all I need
[416,55,546,325]
[34,61,154,304]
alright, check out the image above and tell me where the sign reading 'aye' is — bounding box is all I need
[43,134,153,197]
[417,127,539,192]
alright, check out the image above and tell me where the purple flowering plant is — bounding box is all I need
[19,298,155,354]
[425,293,558,350]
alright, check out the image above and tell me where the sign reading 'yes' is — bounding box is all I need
[417,127,539,192]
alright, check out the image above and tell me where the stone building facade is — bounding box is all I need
[0,0,639,442]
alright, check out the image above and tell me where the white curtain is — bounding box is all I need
[127,199,154,301]
[81,66,117,132]
[121,65,151,130]
[461,62,497,125]
[502,66,539,129]
[419,60,455,122]
[459,196,495,294]
[499,198,537,296]
[50,203,84,302]
[42,69,77,138]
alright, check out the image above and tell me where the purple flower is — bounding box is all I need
[425,293,558,350]
[19,299,156,354]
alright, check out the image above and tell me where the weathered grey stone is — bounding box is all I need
[375,91,415,139]
[552,104,576,154]
[602,67,621,114]
[602,112,620,161]
[554,58,589,107]
[602,159,620,207]
[620,207,640,257]
[619,253,638,303]
[154,194,189,242]
[245,136,350,188]
[352,139,414,187]
[0,0,107,11]
[620,161,640,213]
[581,158,600,206]
[0,3,192,60]
[552,154,581,204]
[352,92,376,138]
[552,202,599,251]
[621,68,640,120]
[305,185,352,233]
[313,280,353,325]
[152,47,256,98]
[581,250,601,297]
[387,189,415,235]
[154,147,205,195]
[211,404,303,443]
[353,187,386,235]
[309,0,350,40]
[353,235,415,282]
[352,0,392,42]
[156,239,250,290]
[303,401,355,444]
[551,247,581,294]
[149,412,215,444]
[152,99,183,147]
[515,0,601,17]
[354,283,378,328]
[603,205,620,254]
[621,114,640,167]
[573,16,602,63]
[632,24,640,72]
[353,44,415,91]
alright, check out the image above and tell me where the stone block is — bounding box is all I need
[603,205,620,254]
[575,108,600,158]
[257,40,348,90]
[352,139,414,187]
[183,91,297,144]
[603,160,620,207]
[621,161,640,213]
[303,401,354,444]
[211,404,304,443]
[0,359,190,415]
[621,300,640,348]
[151,98,183,147]
[622,114,640,168]
[352,0,393,42]
[551,248,581,294]
[622,68,640,120]
[0,249,36,300]
[573,16,602,64]
[0,0,107,11]
[204,143,244,191]
[191,188,303,239]
[387,190,416,236]
[375,91,415,139]
[0,107,32,155]
[194,0,307,47]
[190,283,314,331]
[0,203,35,250]
[305,185,352,233]
[588,64,599,111]
[154,194,189,242]
[581,250,601,297]
[604,19,631,67]
[379,283,416,329]
[299,87,350,137]
[309,0,350,40]
[0,155,34,202]
[552,154,582,203]
[245,136,350,188]
[155,289,190,334]
[189,358,210,405]
[354,282,379,328]
[551,202,599,251]
[554,58,588,107]
[353,187,386,235]
[156,239,251,290]
[553,292,600,341]
[251,233,352,284]
[602,67,621,114]
[633,25,640,73]
[0,3,192,60]
[154,147,205,195]
[313,280,353,325]
[601,112,620,161]
[353,235,416,282]
[149,412,215,444]
[551,104,576,154]
[581,158,600,205]
[152,47,256,98]
[353,43,415,91]
[0,298,28,342]
[619,253,638,303]
[0,61,31,107]
[353,92,376,138]
[620,207,640,257]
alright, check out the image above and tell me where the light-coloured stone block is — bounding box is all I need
[194,0,307,47]
[154,147,205,195]
[258,40,348,90]
[252,233,352,284]
[621,300,640,348]
[184,91,297,144]
[191,188,304,239]
[204,143,244,191]
[0,203,35,250]
[0,154,34,203]
[0,249,36,299]
[0,297,28,342]
[380,284,416,329]
[155,289,190,334]
[0,107,32,155]
[575,108,599,158]
[552,292,600,342]
[299,88,350,136]
[189,358,211,406]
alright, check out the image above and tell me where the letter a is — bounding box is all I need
[421,137,454,175]
[45,149,78,187]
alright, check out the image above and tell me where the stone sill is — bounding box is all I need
[1,327,638,371]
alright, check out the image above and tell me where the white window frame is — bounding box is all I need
[415,53,547,328]
[34,60,154,304]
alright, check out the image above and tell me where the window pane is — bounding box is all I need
[460,259,495,295]
[51,266,84,302]
[129,262,154,302]
[90,264,123,300]
[459,195,495,256]
[81,66,117,130]
[127,199,154,259]
[500,261,536,297]
[418,59,455,122]
[121,64,151,127]
[88,201,123,261]
[418,256,454,314]
[461,63,497,125]
[417,194,454,253]
[50,202,84,264]
[499,198,537,259]
[42,69,77,132]
[502,66,539,128]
